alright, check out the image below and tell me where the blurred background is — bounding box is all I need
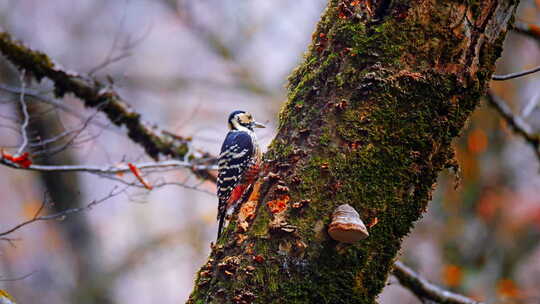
[0,0,539,303]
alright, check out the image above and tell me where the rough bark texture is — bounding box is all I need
[189,0,518,303]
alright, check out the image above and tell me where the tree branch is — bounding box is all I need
[486,91,540,162]
[0,83,121,133]
[492,65,540,81]
[0,158,215,175]
[0,31,218,182]
[492,21,540,80]
[513,20,540,44]
[0,158,216,195]
[393,261,483,304]
[0,186,126,238]
[489,21,540,82]
[0,32,174,158]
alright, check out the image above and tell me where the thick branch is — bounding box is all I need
[393,262,483,304]
[0,32,216,182]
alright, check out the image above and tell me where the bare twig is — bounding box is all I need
[0,84,118,132]
[162,1,274,97]
[161,181,213,194]
[88,0,131,76]
[29,107,102,157]
[492,65,540,81]
[0,271,36,282]
[79,172,214,195]
[393,261,483,304]
[28,118,97,149]
[0,186,126,238]
[521,88,540,117]
[0,237,19,247]
[486,91,540,162]
[16,70,29,155]
[88,52,132,76]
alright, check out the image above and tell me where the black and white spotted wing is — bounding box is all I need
[216,130,255,216]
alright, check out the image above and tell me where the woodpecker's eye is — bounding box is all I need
[237,113,250,125]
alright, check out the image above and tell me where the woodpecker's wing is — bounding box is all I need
[217,131,255,211]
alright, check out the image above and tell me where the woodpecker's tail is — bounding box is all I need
[217,213,226,240]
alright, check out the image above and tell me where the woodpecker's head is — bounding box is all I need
[228,110,265,131]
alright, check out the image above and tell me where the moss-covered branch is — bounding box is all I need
[188,0,518,303]
[0,32,215,181]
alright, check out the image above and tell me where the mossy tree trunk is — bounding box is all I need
[188,1,518,303]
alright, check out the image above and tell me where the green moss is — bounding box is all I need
[318,127,333,147]
[251,206,271,237]
[0,32,55,81]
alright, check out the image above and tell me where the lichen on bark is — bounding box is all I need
[188,1,518,303]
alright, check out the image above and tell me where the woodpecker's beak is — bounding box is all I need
[252,121,266,128]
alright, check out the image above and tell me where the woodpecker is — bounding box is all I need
[217,110,265,239]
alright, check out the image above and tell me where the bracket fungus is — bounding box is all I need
[328,204,369,243]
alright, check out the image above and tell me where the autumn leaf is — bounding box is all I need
[467,129,488,154]
[442,264,462,287]
[128,162,153,190]
[497,278,520,298]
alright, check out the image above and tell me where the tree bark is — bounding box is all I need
[188,1,518,303]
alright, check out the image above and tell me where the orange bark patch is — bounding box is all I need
[238,200,257,223]
[236,233,248,245]
[237,180,263,232]
[396,70,425,81]
[367,217,378,228]
[266,195,290,214]
[247,180,262,202]
[245,243,254,255]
